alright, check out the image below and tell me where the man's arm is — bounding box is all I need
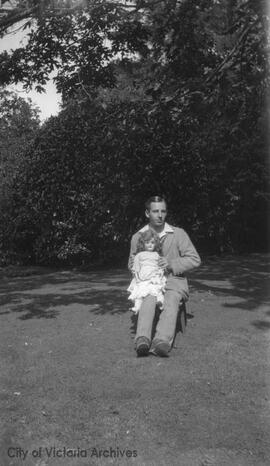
[128,234,138,271]
[169,229,201,275]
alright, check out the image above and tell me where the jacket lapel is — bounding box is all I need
[161,232,174,256]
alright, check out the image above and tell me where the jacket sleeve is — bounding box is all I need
[133,254,141,280]
[169,229,201,275]
[128,234,138,271]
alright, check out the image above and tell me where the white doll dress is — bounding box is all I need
[127,251,166,314]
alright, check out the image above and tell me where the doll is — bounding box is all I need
[127,229,166,313]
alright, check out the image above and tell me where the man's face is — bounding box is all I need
[145,201,167,228]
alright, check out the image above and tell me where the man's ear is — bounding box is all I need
[145,209,149,219]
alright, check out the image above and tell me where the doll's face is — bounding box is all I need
[144,238,156,252]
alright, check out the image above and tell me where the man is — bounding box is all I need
[128,196,201,357]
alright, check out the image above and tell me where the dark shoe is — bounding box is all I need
[152,340,170,357]
[136,337,150,357]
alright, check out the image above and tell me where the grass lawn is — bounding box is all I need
[0,254,269,466]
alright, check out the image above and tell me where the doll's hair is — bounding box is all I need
[136,229,162,255]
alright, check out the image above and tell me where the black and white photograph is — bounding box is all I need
[0,1,269,465]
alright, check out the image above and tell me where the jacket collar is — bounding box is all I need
[139,222,174,238]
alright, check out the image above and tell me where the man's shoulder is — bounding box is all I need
[131,230,141,241]
[131,225,147,240]
[167,225,187,236]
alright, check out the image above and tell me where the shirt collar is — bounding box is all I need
[139,222,174,238]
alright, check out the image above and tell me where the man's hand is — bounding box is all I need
[158,257,172,273]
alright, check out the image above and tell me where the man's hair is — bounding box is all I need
[145,195,167,211]
[136,229,162,255]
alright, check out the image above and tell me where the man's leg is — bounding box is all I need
[135,295,157,355]
[135,294,157,342]
[152,289,182,355]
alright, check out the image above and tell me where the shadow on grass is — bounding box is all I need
[0,270,130,320]
[0,255,269,320]
[251,320,270,330]
[189,253,270,312]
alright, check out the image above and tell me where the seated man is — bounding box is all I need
[128,195,201,357]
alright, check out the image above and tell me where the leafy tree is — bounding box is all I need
[0,1,89,35]
[0,1,268,118]
[0,0,149,97]
[0,88,40,182]
[0,0,268,263]
[2,74,267,265]
[141,0,269,251]
[0,88,40,264]
[1,94,207,264]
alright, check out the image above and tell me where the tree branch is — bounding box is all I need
[0,0,138,33]
[206,17,260,84]
[0,6,37,34]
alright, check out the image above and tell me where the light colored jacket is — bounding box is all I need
[128,224,201,299]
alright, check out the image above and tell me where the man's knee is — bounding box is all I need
[163,290,182,312]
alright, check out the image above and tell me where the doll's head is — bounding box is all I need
[136,229,162,254]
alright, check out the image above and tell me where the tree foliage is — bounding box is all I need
[1,79,268,264]
[0,88,40,185]
[0,88,40,264]
[0,0,149,97]
[0,0,269,264]
[0,1,268,95]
